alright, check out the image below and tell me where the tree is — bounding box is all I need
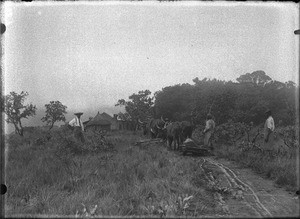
[236,70,272,86]
[154,83,194,121]
[41,101,67,130]
[2,91,37,136]
[116,90,154,126]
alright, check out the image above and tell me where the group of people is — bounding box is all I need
[68,109,275,148]
[202,109,275,149]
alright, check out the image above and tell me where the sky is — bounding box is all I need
[1,1,299,131]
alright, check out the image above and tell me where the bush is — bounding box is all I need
[275,125,299,148]
[214,120,249,145]
[213,123,299,191]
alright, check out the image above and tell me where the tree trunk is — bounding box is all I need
[18,120,24,136]
[13,122,21,136]
[49,122,54,130]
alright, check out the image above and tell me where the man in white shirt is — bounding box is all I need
[203,114,216,149]
[264,109,275,144]
[69,112,85,143]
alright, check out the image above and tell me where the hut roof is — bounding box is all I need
[86,112,111,127]
[100,112,113,121]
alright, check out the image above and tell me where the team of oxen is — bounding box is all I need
[138,117,194,150]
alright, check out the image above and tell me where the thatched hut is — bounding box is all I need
[85,112,112,132]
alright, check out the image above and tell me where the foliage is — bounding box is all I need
[154,70,297,126]
[2,91,37,136]
[154,83,194,121]
[41,101,67,130]
[236,70,272,85]
[275,125,299,148]
[213,120,248,145]
[116,90,154,122]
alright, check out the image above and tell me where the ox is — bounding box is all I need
[138,119,148,135]
[149,118,166,138]
[165,121,182,151]
[138,116,166,139]
[180,121,194,142]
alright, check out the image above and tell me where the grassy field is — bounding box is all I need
[5,128,226,217]
[5,124,299,217]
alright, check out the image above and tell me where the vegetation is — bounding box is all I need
[116,89,155,126]
[6,124,298,217]
[2,91,37,136]
[117,70,299,192]
[4,70,299,216]
[154,70,297,126]
[191,121,299,191]
[6,129,226,217]
[41,101,67,130]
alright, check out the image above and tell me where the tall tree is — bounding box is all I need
[154,83,194,121]
[2,91,36,136]
[236,70,272,86]
[41,101,67,130]
[116,90,154,123]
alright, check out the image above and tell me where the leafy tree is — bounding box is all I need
[41,101,67,130]
[154,83,194,121]
[236,70,272,86]
[2,91,37,136]
[154,70,297,128]
[191,78,229,124]
[116,90,154,124]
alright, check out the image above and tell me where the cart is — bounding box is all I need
[179,138,213,156]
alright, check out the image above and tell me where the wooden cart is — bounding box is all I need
[179,139,213,156]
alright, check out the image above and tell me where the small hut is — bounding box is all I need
[85,112,111,132]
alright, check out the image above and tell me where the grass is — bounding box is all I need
[5,124,298,217]
[5,128,224,217]
[206,126,299,192]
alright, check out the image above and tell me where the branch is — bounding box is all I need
[283,139,291,148]
[251,128,260,143]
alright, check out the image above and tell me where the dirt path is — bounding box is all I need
[136,138,299,217]
[187,154,299,218]
[210,157,299,217]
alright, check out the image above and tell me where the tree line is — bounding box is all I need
[2,70,298,136]
[118,70,298,127]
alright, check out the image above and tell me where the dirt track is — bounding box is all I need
[135,138,299,217]
[183,154,299,218]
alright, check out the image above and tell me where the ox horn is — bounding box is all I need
[138,119,144,124]
[161,116,165,123]
[156,124,162,130]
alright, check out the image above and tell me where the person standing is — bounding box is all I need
[264,109,275,148]
[69,112,85,143]
[203,114,215,149]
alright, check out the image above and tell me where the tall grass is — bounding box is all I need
[193,124,299,192]
[5,128,224,217]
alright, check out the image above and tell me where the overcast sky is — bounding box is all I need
[2,1,299,130]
